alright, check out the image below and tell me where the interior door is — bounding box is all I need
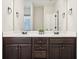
[6,44,18,59]
[14,0,24,31]
[20,44,32,59]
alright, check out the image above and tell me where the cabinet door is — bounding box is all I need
[49,44,61,59]
[5,44,19,59]
[20,44,32,59]
[61,44,75,59]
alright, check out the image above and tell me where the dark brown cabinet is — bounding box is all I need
[20,44,31,59]
[5,44,18,59]
[5,44,32,59]
[3,37,76,59]
[61,44,75,59]
[3,37,32,59]
[49,37,76,59]
[49,44,75,59]
[49,44,61,59]
[32,37,48,59]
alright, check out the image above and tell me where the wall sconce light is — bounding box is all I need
[69,8,72,15]
[62,12,65,18]
[16,12,19,18]
[8,6,12,14]
[54,14,57,17]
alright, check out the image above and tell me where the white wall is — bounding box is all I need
[3,0,24,32]
[2,0,13,32]
[67,0,77,32]
[14,0,24,31]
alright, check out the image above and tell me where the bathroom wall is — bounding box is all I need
[67,0,77,32]
[14,0,24,31]
[2,0,24,32]
[2,0,13,32]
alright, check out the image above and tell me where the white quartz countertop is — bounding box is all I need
[3,31,77,37]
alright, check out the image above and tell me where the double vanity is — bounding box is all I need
[3,32,76,59]
[2,0,77,59]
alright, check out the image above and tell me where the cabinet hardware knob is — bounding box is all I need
[63,46,64,48]
[39,41,42,43]
[40,47,42,48]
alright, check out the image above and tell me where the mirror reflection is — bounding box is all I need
[23,0,67,32]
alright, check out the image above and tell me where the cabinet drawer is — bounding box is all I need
[33,38,48,44]
[63,38,75,44]
[3,37,31,44]
[50,38,63,43]
[33,45,47,51]
[33,51,47,58]
[50,38,75,44]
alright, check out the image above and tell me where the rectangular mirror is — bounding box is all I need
[23,0,67,32]
[2,0,69,32]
